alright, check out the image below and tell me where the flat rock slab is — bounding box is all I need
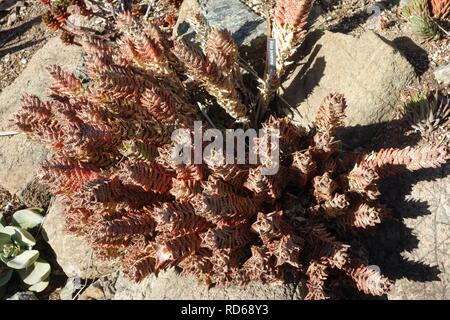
[379,164,450,300]
[175,0,266,65]
[0,37,84,194]
[113,268,303,300]
[42,197,119,279]
[283,30,416,147]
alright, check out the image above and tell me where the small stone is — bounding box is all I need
[399,0,409,8]
[78,283,105,300]
[20,58,27,65]
[434,63,450,85]
[6,12,17,26]
[59,277,83,300]
[7,292,38,300]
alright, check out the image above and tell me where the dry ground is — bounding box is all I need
[0,1,448,93]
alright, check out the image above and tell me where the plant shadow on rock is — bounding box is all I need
[392,36,430,76]
[335,124,445,299]
[277,91,446,299]
[336,120,422,150]
[277,30,326,117]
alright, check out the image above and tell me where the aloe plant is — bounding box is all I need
[403,0,442,40]
[0,208,50,294]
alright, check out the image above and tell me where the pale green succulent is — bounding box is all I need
[0,208,50,294]
[403,0,442,40]
[408,15,441,40]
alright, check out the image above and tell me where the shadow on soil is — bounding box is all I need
[0,16,43,57]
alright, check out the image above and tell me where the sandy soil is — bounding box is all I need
[0,0,52,91]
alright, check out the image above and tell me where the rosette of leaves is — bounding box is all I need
[405,91,450,146]
[403,0,442,40]
[0,208,51,294]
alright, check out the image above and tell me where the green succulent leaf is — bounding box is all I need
[28,276,50,293]
[0,245,21,263]
[409,15,441,40]
[0,232,11,246]
[6,250,39,270]
[0,269,13,287]
[12,208,45,230]
[18,258,51,285]
[403,0,429,16]
[2,226,36,248]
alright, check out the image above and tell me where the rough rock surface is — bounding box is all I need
[283,30,416,147]
[434,63,450,85]
[0,37,83,194]
[112,268,304,300]
[175,0,266,66]
[378,164,450,300]
[42,198,119,279]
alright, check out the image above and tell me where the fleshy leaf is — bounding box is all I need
[28,276,50,293]
[0,232,11,246]
[0,269,13,287]
[18,258,51,285]
[12,208,45,230]
[2,226,36,248]
[6,250,39,270]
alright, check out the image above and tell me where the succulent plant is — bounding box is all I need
[0,208,51,294]
[403,0,442,40]
[13,3,450,300]
[405,91,450,146]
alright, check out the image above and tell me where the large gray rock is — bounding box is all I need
[434,63,450,85]
[113,268,304,300]
[42,198,119,279]
[283,31,416,147]
[0,37,84,194]
[175,0,266,65]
